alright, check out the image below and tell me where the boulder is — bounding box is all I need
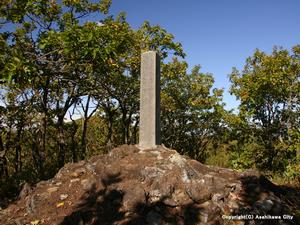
[0,145,298,225]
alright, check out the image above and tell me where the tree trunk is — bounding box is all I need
[105,112,114,145]
[131,118,139,144]
[1,128,12,178]
[102,101,116,146]
[70,118,78,163]
[57,116,65,168]
[0,136,8,179]
[125,115,132,144]
[41,78,49,163]
[80,95,92,160]
[121,109,128,144]
[80,95,100,159]
[14,125,23,174]
[31,139,44,178]
[0,154,8,179]
[80,118,88,160]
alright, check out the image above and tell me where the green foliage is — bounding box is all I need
[0,0,299,205]
[161,59,226,161]
[229,46,300,177]
[0,0,190,201]
[205,144,230,168]
[76,113,108,156]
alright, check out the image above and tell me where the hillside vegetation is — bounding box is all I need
[0,0,299,204]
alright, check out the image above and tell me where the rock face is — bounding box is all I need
[0,145,299,225]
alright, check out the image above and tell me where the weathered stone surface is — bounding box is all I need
[0,145,298,225]
[80,176,97,191]
[139,51,161,149]
[59,194,68,201]
[122,182,146,212]
[46,186,59,193]
[18,183,32,200]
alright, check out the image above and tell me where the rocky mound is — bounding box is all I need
[0,145,299,225]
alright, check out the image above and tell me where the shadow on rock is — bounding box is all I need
[126,197,204,225]
[60,182,204,225]
[60,174,205,225]
[238,175,300,225]
[60,173,125,225]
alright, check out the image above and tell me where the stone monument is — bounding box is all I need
[139,51,161,149]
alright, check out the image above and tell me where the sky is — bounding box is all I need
[90,0,300,110]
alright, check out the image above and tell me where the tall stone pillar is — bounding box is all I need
[139,51,161,149]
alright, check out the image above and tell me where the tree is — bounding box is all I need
[0,0,188,196]
[161,58,225,161]
[229,46,300,175]
[92,19,186,146]
[0,0,133,167]
[0,0,120,195]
